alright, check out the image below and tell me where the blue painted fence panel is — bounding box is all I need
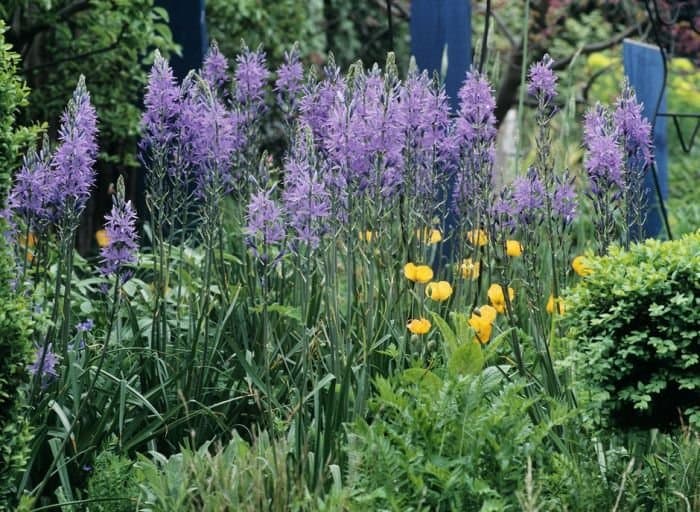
[410,0,471,265]
[622,39,669,239]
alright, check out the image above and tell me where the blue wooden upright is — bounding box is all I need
[622,39,669,239]
[410,0,472,111]
[410,0,471,265]
[155,0,208,80]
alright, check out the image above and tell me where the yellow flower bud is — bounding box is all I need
[358,230,374,242]
[546,294,566,315]
[468,313,493,344]
[487,283,515,314]
[95,229,109,248]
[505,240,523,257]
[459,258,480,279]
[407,317,431,335]
[416,228,442,244]
[572,255,592,277]
[467,229,488,247]
[404,263,434,284]
[475,304,497,324]
[425,280,453,302]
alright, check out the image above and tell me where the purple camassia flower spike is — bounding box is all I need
[282,128,331,249]
[275,47,304,99]
[202,41,229,91]
[583,103,625,253]
[245,188,286,262]
[100,199,139,282]
[179,81,244,196]
[527,53,557,104]
[8,136,53,229]
[140,52,182,175]
[325,71,405,204]
[234,47,269,113]
[614,82,654,238]
[48,75,98,224]
[29,342,59,387]
[397,71,453,203]
[299,64,346,143]
[452,69,497,223]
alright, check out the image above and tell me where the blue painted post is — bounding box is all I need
[410,0,471,265]
[622,39,669,239]
[410,0,472,110]
[155,0,208,80]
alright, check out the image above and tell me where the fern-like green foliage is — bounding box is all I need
[86,447,142,512]
[0,20,35,509]
[566,233,700,430]
[345,370,553,511]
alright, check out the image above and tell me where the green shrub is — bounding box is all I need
[86,447,142,512]
[566,234,700,430]
[0,19,35,508]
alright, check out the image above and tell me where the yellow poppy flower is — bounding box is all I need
[95,229,109,248]
[416,228,442,245]
[468,313,493,344]
[358,230,374,242]
[572,255,592,276]
[425,281,453,302]
[546,294,566,315]
[505,240,523,257]
[487,283,515,314]
[407,318,431,335]
[458,258,480,279]
[474,304,497,324]
[404,263,434,284]
[467,229,488,247]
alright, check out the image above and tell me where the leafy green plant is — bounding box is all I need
[565,234,700,430]
[137,431,347,512]
[345,369,557,511]
[86,445,142,512]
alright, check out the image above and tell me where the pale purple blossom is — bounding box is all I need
[202,42,229,90]
[282,132,331,249]
[583,105,624,195]
[48,76,98,221]
[141,52,181,153]
[234,48,269,109]
[76,319,94,332]
[8,137,53,228]
[179,83,244,196]
[552,176,577,224]
[100,199,139,281]
[299,66,346,143]
[453,70,497,221]
[397,71,453,199]
[29,343,59,386]
[275,48,304,98]
[245,189,286,256]
[527,54,557,102]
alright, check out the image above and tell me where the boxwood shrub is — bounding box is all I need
[565,233,700,430]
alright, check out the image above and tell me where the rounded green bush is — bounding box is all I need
[566,233,700,430]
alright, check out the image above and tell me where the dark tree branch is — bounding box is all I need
[23,22,128,73]
[8,0,93,49]
[552,23,643,70]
